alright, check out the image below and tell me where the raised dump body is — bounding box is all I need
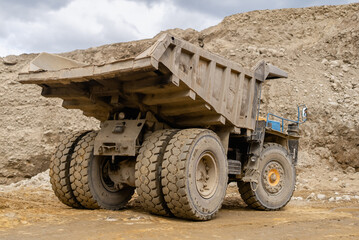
[19,33,286,133]
[19,34,302,221]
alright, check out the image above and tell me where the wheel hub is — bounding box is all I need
[263,161,284,194]
[101,158,136,192]
[100,158,118,192]
[196,152,219,199]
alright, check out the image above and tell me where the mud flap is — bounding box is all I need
[288,123,299,165]
[242,121,266,184]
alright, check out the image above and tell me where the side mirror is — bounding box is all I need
[302,107,307,118]
[298,105,307,124]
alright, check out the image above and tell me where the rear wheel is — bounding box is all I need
[238,143,295,210]
[135,129,178,216]
[49,131,89,208]
[161,129,228,220]
[70,131,135,210]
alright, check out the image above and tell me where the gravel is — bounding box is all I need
[0,170,51,192]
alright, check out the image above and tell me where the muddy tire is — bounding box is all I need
[49,131,89,208]
[238,143,295,210]
[161,129,228,220]
[135,129,178,216]
[70,131,135,210]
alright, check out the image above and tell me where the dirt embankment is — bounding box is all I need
[0,3,358,186]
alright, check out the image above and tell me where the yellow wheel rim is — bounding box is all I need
[267,169,280,186]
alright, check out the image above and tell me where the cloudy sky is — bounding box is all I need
[0,0,357,57]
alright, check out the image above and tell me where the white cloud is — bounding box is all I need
[0,0,356,57]
[0,0,219,57]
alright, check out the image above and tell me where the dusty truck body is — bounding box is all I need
[19,34,305,220]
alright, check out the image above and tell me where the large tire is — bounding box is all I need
[161,129,228,220]
[238,143,295,210]
[135,129,178,216]
[70,131,135,210]
[49,131,89,208]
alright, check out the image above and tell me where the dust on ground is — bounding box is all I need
[1,171,359,239]
[0,172,358,240]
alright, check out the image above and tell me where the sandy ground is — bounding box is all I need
[1,184,358,240]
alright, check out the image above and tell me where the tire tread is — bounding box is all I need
[70,131,100,209]
[49,131,89,208]
[161,129,227,220]
[135,129,178,216]
[238,143,295,211]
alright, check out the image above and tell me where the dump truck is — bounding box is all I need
[19,34,306,221]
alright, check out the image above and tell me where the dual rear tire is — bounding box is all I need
[50,129,228,221]
[160,129,228,220]
[69,131,134,210]
[135,129,228,220]
[50,131,135,210]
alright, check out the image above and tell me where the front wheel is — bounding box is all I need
[238,143,295,210]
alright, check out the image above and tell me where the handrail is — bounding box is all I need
[266,105,307,133]
[266,113,299,132]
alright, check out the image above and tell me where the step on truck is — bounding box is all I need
[19,34,306,220]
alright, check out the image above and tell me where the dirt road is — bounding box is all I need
[1,186,358,240]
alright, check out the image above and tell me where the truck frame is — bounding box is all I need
[19,34,305,220]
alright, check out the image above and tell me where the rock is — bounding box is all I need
[198,37,204,48]
[329,60,341,68]
[343,195,351,201]
[335,196,342,201]
[229,50,236,56]
[258,48,267,54]
[328,197,335,202]
[127,216,145,221]
[228,182,237,187]
[329,75,335,82]
[317,194,326,200]
[332,177,339,182]
[2,55,18,65]
[105,217,118,222]
[247,46,257,52]
[342,64,350,72]
[292,196,303,201]
[306,192,316,200]
[278,51,284,57]
[4,212,17,218]
[1,170,51,192]
[344,166,356,174]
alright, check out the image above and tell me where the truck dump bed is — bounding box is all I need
[19,34,286,132]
